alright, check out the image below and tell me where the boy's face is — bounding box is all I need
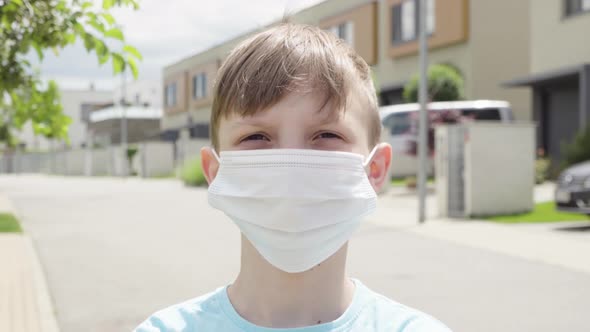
[202,90,392,191]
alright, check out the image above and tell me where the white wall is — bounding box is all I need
[177,137,209,165]
[85,148,111,176]
[138,142,175,177]
[464,123,535,217]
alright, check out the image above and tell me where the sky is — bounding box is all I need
[36,0,326,91]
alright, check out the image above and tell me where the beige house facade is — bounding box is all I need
[161,0,586,161]
[506,0,590,161]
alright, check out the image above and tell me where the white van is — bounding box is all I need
[380,100,513,156]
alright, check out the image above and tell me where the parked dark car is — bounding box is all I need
[555,161,590,215]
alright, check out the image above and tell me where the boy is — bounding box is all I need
[136,23,452,332]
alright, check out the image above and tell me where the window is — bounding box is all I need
[189,123,210,139]
[426,0,435,34]
[192,73,207,100]
[460,108,501,121]
[326,21,354,46]
[382,112,412,135]
[392,0,435,45]
[565,0,590,16]
[401,0,416,41]
[165,83,177,107]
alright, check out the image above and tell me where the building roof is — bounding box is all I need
[503,64,589,87]
[89,105,162,123]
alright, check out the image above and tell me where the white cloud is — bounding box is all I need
[37,0,326,91]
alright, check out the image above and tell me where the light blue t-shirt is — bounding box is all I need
[135,279,452,332]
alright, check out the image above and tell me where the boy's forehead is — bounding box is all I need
[219,89,370,136]
[221,90,363,124]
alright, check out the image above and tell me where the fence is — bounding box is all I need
[0,139,211,178]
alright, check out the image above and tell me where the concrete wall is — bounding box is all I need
[177,139,210,165]
[63,149,86,176]
[138,142,175,178]
[0,153,51,174]
[86,148,111,176]
[531,0,590,73]
[464,123,535,217]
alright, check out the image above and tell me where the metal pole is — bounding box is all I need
[418,0,429,223]
[120,69,128,177]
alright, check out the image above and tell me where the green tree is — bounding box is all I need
[402,64,465,103]
[0,0,142,147]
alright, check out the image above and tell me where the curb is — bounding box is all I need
[0,193,61,332]
[23,235,60,332]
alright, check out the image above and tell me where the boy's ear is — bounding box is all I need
[367,143,392,192]
[201,147,220,184]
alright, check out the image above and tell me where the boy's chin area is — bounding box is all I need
[239,234,349,278]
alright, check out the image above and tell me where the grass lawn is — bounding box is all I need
[486,201,589,223]
[0,213,22,232]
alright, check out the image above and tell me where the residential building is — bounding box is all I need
[88,80,163,145]
[113,79,162,109]
[161,0,585,162]
[374,0,530,122]
[87,105,161,145]
[505,0,590,162]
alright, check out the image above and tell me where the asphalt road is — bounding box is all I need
[2,175,589,332]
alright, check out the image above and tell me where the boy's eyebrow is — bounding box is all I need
[315,107,342,125]
[228,118,272,130]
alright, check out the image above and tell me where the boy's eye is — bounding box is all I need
[314,132,343,140]
[241,133,269,142]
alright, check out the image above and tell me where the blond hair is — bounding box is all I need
[210,23,381,150]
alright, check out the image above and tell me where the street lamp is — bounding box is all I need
[120,68,128,178]
[418,0,429,223]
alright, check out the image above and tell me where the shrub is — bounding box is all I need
[405,175,417,188]
[126,146,138,176]
[0,213,22,233]
[561,123,590,169]
[178,157,207,187]
[403,64,465,103]
[535,148,550,184]
[535,158,550,184]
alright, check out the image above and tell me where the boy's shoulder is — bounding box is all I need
[359,282,452,332]
[134,286,234,332]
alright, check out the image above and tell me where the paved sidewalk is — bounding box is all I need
[373,184,590,276]
[405,218,590,275]
[0,195,59,332]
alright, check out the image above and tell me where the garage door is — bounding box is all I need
[546,81,579,162]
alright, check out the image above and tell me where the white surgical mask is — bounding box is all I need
[208,147,379,273]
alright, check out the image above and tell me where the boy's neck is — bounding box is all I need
[227,236,355,328]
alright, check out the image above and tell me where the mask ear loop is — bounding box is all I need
[211,148,221,163]
[363,143,381,168]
